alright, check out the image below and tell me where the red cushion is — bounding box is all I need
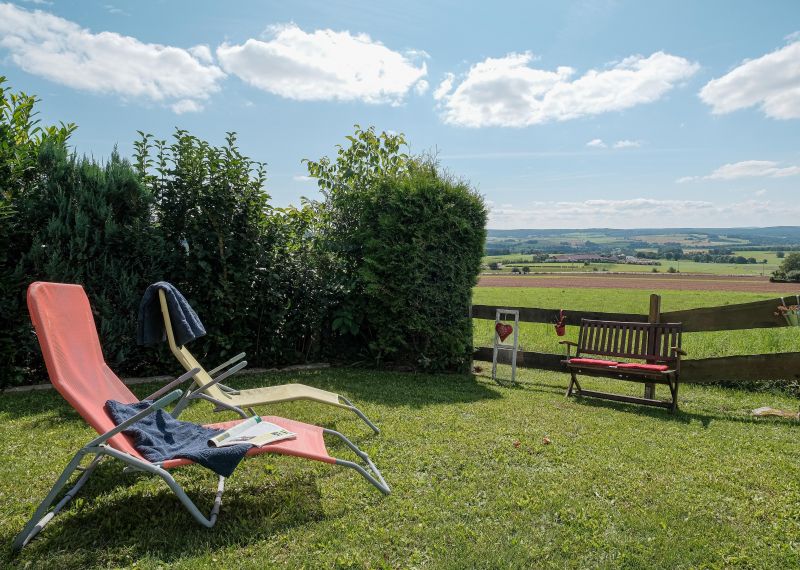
[568,358,618,367]
[616,362,669,372]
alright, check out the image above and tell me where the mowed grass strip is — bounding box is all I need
[473,287,800,359]
[2,367,800,568]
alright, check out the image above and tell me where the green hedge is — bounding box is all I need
[0,81,487,386]
[358,164,487,371]
[305,128,487,372]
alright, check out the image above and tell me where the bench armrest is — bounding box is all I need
[671,346,687,356]
[558,340,577,357]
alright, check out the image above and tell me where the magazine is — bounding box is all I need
[209,416,296,448]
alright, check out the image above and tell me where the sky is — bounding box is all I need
[0,0,798,229]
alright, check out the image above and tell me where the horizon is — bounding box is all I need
[0,0,798,229]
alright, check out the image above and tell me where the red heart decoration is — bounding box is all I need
[555,323,566,336]
[495,322,513,342]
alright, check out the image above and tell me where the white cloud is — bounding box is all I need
[487,198,800,229]
[436,51,699,127]
[755,189,767,197]
[433,73,455,100]
[0,3,225,113]
[699,40,800,119]
[293,175,314,182]
[586,138,606,148]
[188,44,214,64]
[414,79,429,95]
[104,4,128,16]
[613,139,641,148]
[678,160,800,182]
[217,23,427,105]
[170,99,203,114]
[21,0,52,5]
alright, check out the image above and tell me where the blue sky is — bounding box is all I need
[1,0,798,228]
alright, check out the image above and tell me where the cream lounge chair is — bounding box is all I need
[157,290,380,433]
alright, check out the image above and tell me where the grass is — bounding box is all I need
[2,367,800,569]
[473,287,800,358]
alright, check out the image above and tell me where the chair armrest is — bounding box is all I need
[88,389,183,447]
[143,367,201,401]
[208,352,246,377]
[187,360,248,400]
[558,341,578,346]
[671,346,687,356]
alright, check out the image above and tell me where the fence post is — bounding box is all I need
[644,293,661,399]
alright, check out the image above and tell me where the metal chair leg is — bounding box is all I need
[340,396,380,434]
[12,451,103,551]
[324,429,390,495]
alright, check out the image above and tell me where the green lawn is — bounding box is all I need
[473,287,800,359]
[2,367,800,568]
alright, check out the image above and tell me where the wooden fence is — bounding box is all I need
[472,296,800,384]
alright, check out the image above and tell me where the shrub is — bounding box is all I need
[357,162,486,371]
[0,78,76,385]
[772,252,800,282]
[16,144,161,375]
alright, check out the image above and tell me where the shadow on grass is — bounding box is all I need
[0,389,85,424]
[228,368,504,409]
[4,463,328,567]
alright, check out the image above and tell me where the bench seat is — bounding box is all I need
[561,319,684,412]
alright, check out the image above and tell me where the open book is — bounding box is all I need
[209,416,296,448]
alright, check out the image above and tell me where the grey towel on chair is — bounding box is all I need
[137,281,206,347]
[106,399,249,477]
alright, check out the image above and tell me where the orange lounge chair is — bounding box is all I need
[12,282,389,552]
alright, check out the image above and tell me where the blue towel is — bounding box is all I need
[137,281,206,347]
[105,400,249,477]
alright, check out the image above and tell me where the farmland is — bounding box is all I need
[484,227,799,278]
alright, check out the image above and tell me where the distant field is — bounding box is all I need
[483,255,780,276]
[472,287,800,360]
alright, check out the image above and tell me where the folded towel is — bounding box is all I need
[137,281,206,347]
[106,400,248,477]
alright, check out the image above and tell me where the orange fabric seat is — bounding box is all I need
[162,416,334,469]
[26,282,334,467]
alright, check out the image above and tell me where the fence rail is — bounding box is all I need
[471,295,800,384]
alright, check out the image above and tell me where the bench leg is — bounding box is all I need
[566,372,581,397]
[669,377,679,413]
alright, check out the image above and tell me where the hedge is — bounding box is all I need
[0,82,487,386]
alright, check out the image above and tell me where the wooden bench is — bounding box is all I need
[560,319,686,412]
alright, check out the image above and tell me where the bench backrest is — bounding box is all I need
[576,319,682,362]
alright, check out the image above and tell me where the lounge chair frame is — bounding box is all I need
[13,386,390,552]
[157,289,380,433]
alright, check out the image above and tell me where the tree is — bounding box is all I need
[777,250,785,259]
[773,252,800,281]
[522,266,530,274]
[0,77,76,385]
